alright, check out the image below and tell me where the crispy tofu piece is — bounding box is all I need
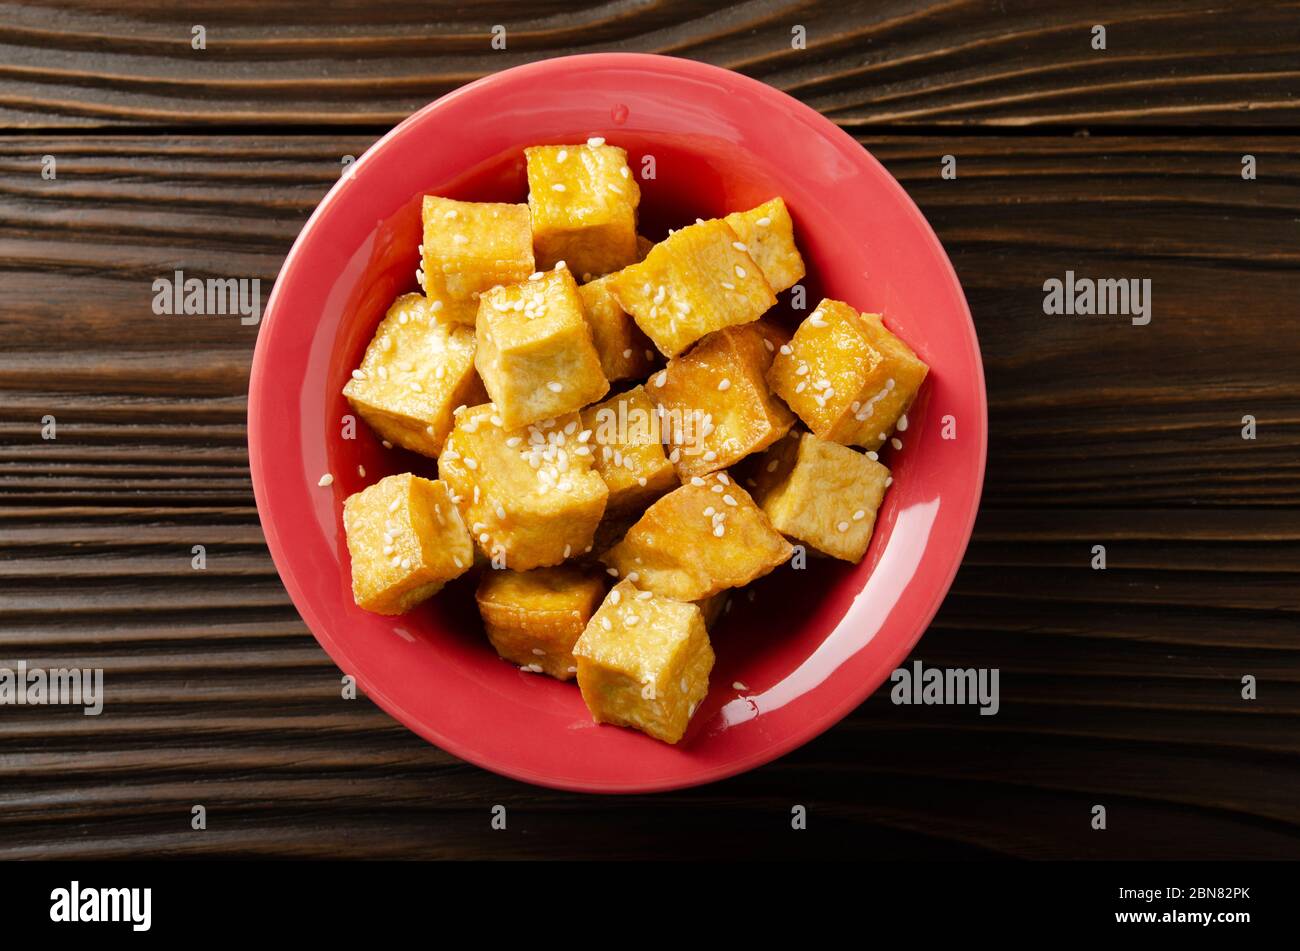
[573,580,714,744]
[650,321,795,478]
[609,219,776,357]
[577,274,658,382]
[767,299,928,451]
[342,474,473,615]
[342,293,487,456]
[475,267,609,429]
[439,405,609,570]
[525,143,641,278]
[754,431,890,562]
[581,384,678,513]
[602,471,791,601]
[475,565,606,680]
[723,197,805,293]
[420,196,535,325]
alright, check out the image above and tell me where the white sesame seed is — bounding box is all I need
[732,241,747,252]
[587,136,605,146]
[382,440,393,449]
[837,521,850,533]
[690,476,705,487]
[445,209,458,219]
[625,613,639,626]
[721,281,735,290]
[723,494,737,506]
[463,457,478,470]
[555,260,566,270]
[891,437,903,450]
[387,498,400,513]
[600,616,612,631]
[885,476,894,487]
[400,557,411,568]
[547,381,563,392]
[867,451,879,461]
[702,450,717,462]
[551,183,566,192]
[853,509,866,521]
[563,543,572,558]
[627,571,639,582]
[556,149,568,162]
[779,344,792,355]
[622,348,633,358]
[607,567,619,577]
[717,378,731,391]
[655,371,668,388]
[897,413,909,432]
[713,525,725,537]
[610,589,621,605]
[317,473,334,487]
[350,369,365,380]
[734,265,746,279]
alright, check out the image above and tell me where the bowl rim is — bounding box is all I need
[249,51,988,793]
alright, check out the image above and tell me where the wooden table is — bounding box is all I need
[2,2,1296,860]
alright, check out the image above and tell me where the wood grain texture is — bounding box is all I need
[0,1,1297,130]
[3,0,1300,859]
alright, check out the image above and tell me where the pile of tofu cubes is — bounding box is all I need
[338,138,928,744]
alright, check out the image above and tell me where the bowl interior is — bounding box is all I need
[251,54,985,792]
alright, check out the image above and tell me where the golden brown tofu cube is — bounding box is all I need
[723,197,806,293]
[475,267,609,429]
[420,195,535,325]
[609,219,776,357]
[475,565,606,680]
[342,474,473,615]
[602,471,791,601]
[577,274,658,382]
[581,384,678,514]
[753,431,890,562]
[767,299,929,451]
[573,580,714,744]
[525,143,641,278]
[439,405,609,570]
[650,321,795,478]
[342,293,487,456]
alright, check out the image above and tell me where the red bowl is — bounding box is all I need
[249,53,986,793]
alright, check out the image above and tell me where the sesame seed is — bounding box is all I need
[755,216,771,227]
[713,525,725,537]
[587,136,605,146]
[445,209,458,219]
[625,614,639,626]
[463,457,478,470]
[620,166,629,178]
[779,344,792,355]
[734,265,746,279]
[357,465,366,477]
[655,371,668,388]
[703,450,717,462]
[506,436,522,447]
[556,149,568,162]
[317,473,334,487]
[387,498,400,513]
[867,450,879,461]
[690,476,705,487]
[382,440,393,449]
[400,557,411,568]
[350,369,365,381]
[610,589,622,605]
[732,241,747,252]
[552,183,566,192]
[885,476,894,487]
[717,378,731,391]
[891,437,903,450]
[600,617,612,631]
[765,459,778,472]
[637,590,653,601]
[733,680,749,691]
[763,338,774,352]
[669,448,681,463]
[723,494,737,506]
[627,571,639,582]
[555,260,567,270]
[721,281,735,290]
[853,509,866,521]
[837,521,849,532]
[563,543,572,558]
[546,381,563,393]
[622,348,633,358]
[897,414,909,432]
[430,300,443,312]
[607,567,619,577]
[453,555,464,568]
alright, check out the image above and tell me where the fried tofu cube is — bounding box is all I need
[573,580,714,744]
[342,474,472,615]
[609,219,776,357]
[342,293,487,456]
[439,405,608,570]
[724,197,805,293]
[581,384,678,513]
[753,432,890,562]
[475,565,606,680]
[767,299,929,450]
[650,322,795,478]
[475,267,609,429]
[577,274,658,382]
[525,143,641,278]
[420,196,535,324]
[602,471,791,601]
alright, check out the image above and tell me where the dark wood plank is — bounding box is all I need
[0,1,1297,130]
[1,130,1297,859]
